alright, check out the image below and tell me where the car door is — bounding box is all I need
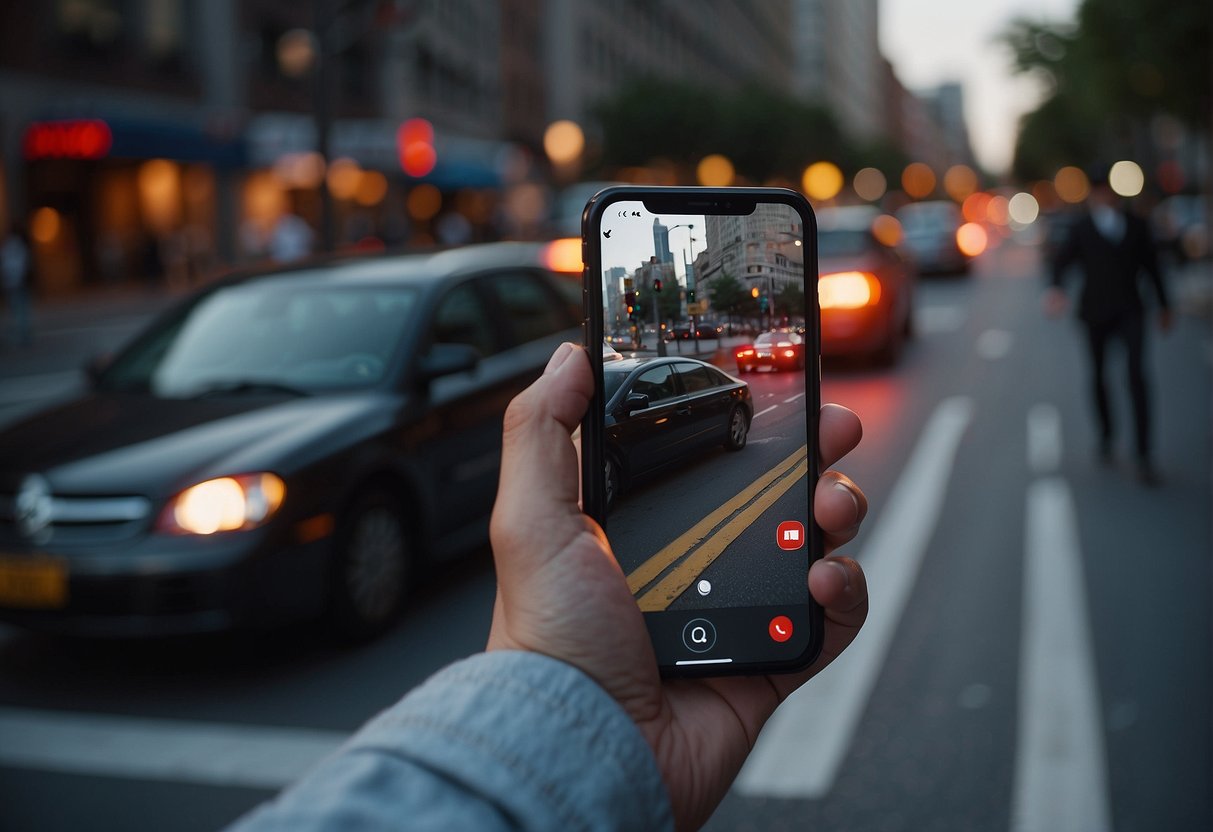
[612,362,684,477]
[673,362,732,449]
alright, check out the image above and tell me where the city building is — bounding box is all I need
[701,205,804,298]
[792,0,884,141]
[652,218,672,264]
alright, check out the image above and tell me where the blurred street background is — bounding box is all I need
[0,1,1210,830]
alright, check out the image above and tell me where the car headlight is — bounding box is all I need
[160,473,286,535]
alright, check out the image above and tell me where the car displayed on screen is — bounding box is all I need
[816,206,917,365]
[602,357,752,508]
[0,242,581,639]
[734,331,806,373]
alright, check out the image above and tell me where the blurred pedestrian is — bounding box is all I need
[1044,166,1172,483]
[227,344,870,832]
[1,222,33,347]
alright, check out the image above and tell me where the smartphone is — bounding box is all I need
[580,186,821,677]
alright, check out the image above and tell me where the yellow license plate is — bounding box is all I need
[0,556,68,609]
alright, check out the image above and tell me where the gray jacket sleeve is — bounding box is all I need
[227,650,674,832]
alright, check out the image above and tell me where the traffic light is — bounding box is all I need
[653,278,662,293]
[688,289,696,303]
[751,287,760,298]
[624,291,635,307]
[759,296,768,312]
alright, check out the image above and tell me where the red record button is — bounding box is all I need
[768,615,793,643]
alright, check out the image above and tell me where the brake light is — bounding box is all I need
[818,271,881,309]
[736,348,755,357]
[784,349,796,358]
[543,238,583,274]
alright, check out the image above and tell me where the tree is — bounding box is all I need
[1002,0,1211,181]
[708,274,757,330]
[593,79,850,183]
[776,283,806,321]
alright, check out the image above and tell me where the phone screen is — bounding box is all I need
[584,188,821,675]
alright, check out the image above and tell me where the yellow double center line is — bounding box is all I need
[627,444,809,612]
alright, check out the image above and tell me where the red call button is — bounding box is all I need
[769,615,793,643]
[776,520,805,550]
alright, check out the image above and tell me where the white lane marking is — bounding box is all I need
[1011,478,1111,832]
[736,396,975,799]
[752,405,778,419]
[0,707,346,789]
[783,392,805,404]
[1027,403,1062,474]
[977,329,1014,360]
[916,305,966,335]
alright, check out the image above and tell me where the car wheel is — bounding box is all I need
[330,489,412,640]
[604,453,623,510]
[724,406,749,451]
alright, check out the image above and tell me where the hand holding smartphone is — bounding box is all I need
[580,186,822,677]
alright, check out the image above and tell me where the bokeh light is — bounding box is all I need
[986,195,1010,225]
[30,206,61,244]
[962,192,992,224]
[802,161,843,201]
[276,29,317,77]
[956,222,988,257]
[354,171,389,206]
[1008,192,1040,225]
[543,120,585,166]
[1053,166,1089,204]
[853,167,887,202]
[871,214,903,247]
[326,158,362,201]
[407,183,443,221]
[137,158,181,232]
[697,154,735,187]
[1109,160,1144,197]
[901,163,936,199]
[398,118,437,178]
[943,165,978,202]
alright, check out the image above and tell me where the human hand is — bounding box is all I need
[488,343,868,830]
[1042,287,1069,318]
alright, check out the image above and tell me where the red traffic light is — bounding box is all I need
[653,279,663,293]
[397,118,437,177]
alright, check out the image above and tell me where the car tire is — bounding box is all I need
[329,488,412,640]
[724,406,749,451]
[604,452,623,510]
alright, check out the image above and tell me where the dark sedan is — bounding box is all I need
[0,242,581,638]
[602,357,752,507]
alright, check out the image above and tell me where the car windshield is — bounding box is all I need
[818,229,872,258]
[100,279,419,397]
[603,366,632,402]
[755,332,800,348]
[898,203,960,233]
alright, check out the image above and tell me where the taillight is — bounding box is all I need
[818,271,881,309]
[784,349,796,358]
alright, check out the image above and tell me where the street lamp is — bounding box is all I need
[668,223,700,353]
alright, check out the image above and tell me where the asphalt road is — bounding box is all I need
[0,241,1209,831]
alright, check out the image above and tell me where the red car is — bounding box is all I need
[734,331,806,373]
[816,206,917,365]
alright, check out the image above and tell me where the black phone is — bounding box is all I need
[580,185,822,677]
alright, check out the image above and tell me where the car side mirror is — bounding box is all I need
[621,393,650,416]
[416,342,479,383]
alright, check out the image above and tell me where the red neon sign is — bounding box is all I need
[23,120,113,161]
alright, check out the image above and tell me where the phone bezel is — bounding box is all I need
[580,185,823,677]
